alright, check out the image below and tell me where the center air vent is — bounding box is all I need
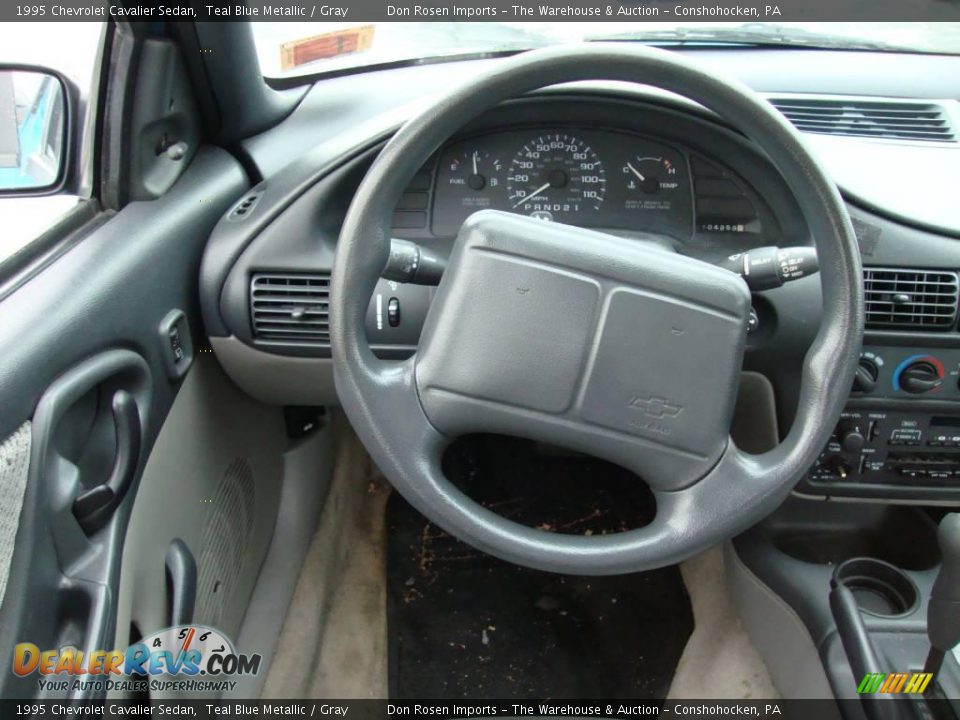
[250,273,330,344]
[864,268,959,330]
[770,98,956,143]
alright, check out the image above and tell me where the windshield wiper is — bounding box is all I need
[586,24,912,53]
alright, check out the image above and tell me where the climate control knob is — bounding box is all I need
[853,358,879,394]
[900,360,943,395]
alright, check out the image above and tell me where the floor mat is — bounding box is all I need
[387,435,694,700]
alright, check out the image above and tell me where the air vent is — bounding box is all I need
[864,268,959,330]
[250,273,330,344]
[770,98,956,143]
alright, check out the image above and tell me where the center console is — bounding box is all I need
[731,497,959,719]
[742,339,960,715]
[799,345,960,503]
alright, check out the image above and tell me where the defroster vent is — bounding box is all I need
[770,98,956,143]
[864,268,959,330]
[250,273,331,344]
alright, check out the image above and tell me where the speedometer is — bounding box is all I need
[506,134,605,221]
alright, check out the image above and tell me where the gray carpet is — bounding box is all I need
[667,546,780,699]
[262,420,390,699]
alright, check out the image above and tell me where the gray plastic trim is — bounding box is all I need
[725,542,839,704]
[112,354,287,700]
[226,422,336,700]
[210,336,337,406]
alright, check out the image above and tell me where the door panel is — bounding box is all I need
[0,146,247,699]
[111,353,287,700]
[5,349,151,700]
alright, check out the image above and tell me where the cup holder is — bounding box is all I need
[832,557,920,617]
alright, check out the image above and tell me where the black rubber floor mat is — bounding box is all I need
[386,435,693,700]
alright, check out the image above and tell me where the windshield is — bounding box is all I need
[252,22,960,78]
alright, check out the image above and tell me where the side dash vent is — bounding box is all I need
[250,273,330,344]
[864,268,958,330]
[770,98,956,143]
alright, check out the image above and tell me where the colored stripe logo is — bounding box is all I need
[858,672,933,694]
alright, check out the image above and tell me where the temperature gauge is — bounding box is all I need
[620,150,688,220]
[622,156,680,195]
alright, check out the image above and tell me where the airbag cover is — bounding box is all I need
[415,211,751,489]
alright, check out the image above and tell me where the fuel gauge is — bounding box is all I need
[448,150,502,192]
[434,147,506,234]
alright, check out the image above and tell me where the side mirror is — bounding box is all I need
[0,65,79,197]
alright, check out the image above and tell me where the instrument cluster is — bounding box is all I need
[430,127,763,244]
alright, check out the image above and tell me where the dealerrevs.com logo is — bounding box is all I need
[12,625,261,694]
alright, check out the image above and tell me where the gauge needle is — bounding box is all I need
[512,182,551,209]
[472,152,478,175]
[626,162,646,182]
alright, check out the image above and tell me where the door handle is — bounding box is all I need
[72,389,142,535]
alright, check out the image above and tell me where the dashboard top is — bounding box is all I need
[243,48,960,236]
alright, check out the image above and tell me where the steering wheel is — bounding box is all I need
[331,44,863,575]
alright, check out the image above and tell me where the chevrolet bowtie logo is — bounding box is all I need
[628,395,683,419]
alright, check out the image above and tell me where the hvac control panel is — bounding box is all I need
[851,346,960,399]
[801,346,960,499]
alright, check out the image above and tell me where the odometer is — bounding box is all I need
[507,134,605,221]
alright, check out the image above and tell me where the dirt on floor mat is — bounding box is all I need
[386,435,694,700]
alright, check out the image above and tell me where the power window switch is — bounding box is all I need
[169,326,185,362]
[158,309,193,381]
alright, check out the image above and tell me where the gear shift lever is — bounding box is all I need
[924,513,960,677]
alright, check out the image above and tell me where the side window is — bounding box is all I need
[0,22,104,266]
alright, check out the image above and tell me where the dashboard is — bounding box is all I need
[199,51,960,507]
